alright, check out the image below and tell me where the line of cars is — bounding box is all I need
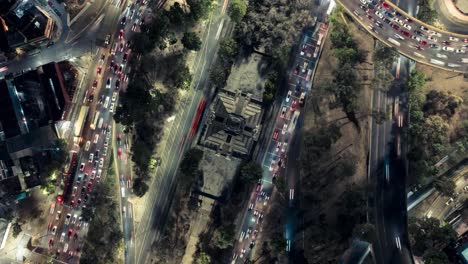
[356,0,468,53]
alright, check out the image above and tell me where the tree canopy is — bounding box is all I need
[240,162,263,183]
[227,0,247,23]
[408,217,456,256]
[182,32,202,51]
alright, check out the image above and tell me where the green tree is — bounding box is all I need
[218,38,239,63]
[132,33,153,54]
[372,110,387,124]
[166,31,178,45]
[81,206,93,222]
[173,65,192,89]
[12,222,22,238]
[228,0,247,23]
[209,65,228,88]
[417,0,438,24]
[434,177,455,197]
[408,217,456,256]
[240,162,263,183]
[187,0,212,21]
[131,141,153,172]
[180,149,204,176]
[273,176,287,195]
[268,233,287,252]
[213,224,235,249]
[166,2,185,26]
[423,249,450,264]
[133,178,149,197]
[407,70,426,93]
[195,252,211,264]
[352,223,377,243]
[374,45,399,67]
[182,32,202,51]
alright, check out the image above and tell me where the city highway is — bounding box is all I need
[338,0,468,72]
[41,1,145,263]
[132,0,233,263]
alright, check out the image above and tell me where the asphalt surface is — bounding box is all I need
[338,0,468,72]
[132,1,233,262]
[40,1,145,263]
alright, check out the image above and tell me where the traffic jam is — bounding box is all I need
[231,26,327,262]
[353,0,468,65]
[45,1,146,262]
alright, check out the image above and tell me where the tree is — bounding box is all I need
[180,149,204,176]
[273,176,287,195]
[133,178,149,197]
[209,65,228,88]
[240,162,263,183]
[268,233,287,252]
[182,32,202,51]
[12,222,22,238]
[423,249,450,264]
[228,0,247,23]
[372,110,387,124]
[132,33,153,54]
[417,0,438,24]
[434,177,455,197]
[166,32,178,45]
[131,140,153,172]
[187,0,212,21]
[407,70,426,93]
[374,45,399,67]
[408,217,456,256]
[195,252,211,264]
[81,206,93,222]
[173,65,192,89]
[352,223,377,244]
[166,2,185,26]
[213,224,235,249]
[218,38,239,63]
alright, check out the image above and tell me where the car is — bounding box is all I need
[442,46,455,52]
[430,44,439,49]
[366,14,374,21]
[302,61,308,73]
[456,49,466,53]
[415,45,424,51]
[420,25,429,32]
[403,23,411,30]
[92,80,98,89]
[383,17,391,24]
[394,33,404,40]
[88,93,94,102]
[275,142,282,152]
[115,79,121,89]
[104,34,110,45]
[269,159,276,171]
[449,36,460,42]
[382,2,390,9]
[359,0,367,4]
[281,142,288,152]
[374,11,383,19]
[60,232,66,242]
[83,141,91,152]
[252,229,258,240]
[65,214,71,225]
[121,16,126,25]
[375,21,383,28]
[88,153,94,163]
[442,41,451,45]
[87,181,93,191]
[123,52,128,63]
[240,248,246,258]
[359,4,367,10]
[112,92,118,102]
[79,163,85,172]
[99,54,105,64]
[248,203,254,210]
[99,158,104,168]
[96,66,102,75]
[400,30,411,38]
[52,225,57,235]
[113,63,119,73]
[264,195,270,205]
[256,181,262,192]
[273,129,279,140]
[93,134,99,144]
[299,92,306,105]
[119,42,124,52]
[290,100,297,111]
[446,198,454,205]
[427,36,437,42]
[68,228,73,238]
[106,78,111,89]
[95,150,99,160]
[428,30,442,37]
[132,22,137,31]
[118,65,123,75]
[413,30,424,36]
[286,90,291,103]
[118,147,122,158]
[411,35,420,41]
[280,106,287,118]
[394,18,404,25]
[419,40,428,46]
[119,29,124,40]
[392,24,400,31]
[239,231,246,242]
[109,103,115,113]
[385,11,394,18]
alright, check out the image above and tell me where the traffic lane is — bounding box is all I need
[134,91,204,263]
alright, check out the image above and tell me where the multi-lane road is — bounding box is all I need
[338,0,468,72]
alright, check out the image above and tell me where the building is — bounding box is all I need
[0,1,54,52]
[200,88,263,159]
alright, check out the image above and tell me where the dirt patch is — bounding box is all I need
[64,0,87,21]
[415,63,468,142]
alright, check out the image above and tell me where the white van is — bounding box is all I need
[104,96,110,109]
[98,117,104,129]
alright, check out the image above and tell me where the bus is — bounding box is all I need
[58,152,78,204]
[90,111,100,130]
[74,106,89,137]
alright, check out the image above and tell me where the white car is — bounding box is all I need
[88,153,94,163]
[106,78,112,89]
[427,36,437,42]
[375,11,383,19]
[442,46,455,52]
[455,49,466,54]
[79,163,85,172]
[112,92,118,102]
[394,34,404,40]
[269,160,276,171]
[449,36,460,42]
[104,96,110,108]
[403,24,411,30]
[239,231,246,242]
[71,214,78,224]
[394,18,404,25]
[103,146,108,156]
[99,158,104,168]
[51,226,57,235]
[280,106,287,118]
[285,91,291,103]
[282,123,288,134]
[109,103,115,113]
[93,134,99,144]
[60,232,66,242]
[275,142,282,152]
[420,25,429,32]
[56,210,61,220]
[281,142,288,152]
[84,141,91,151]
[63,243,69,253]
